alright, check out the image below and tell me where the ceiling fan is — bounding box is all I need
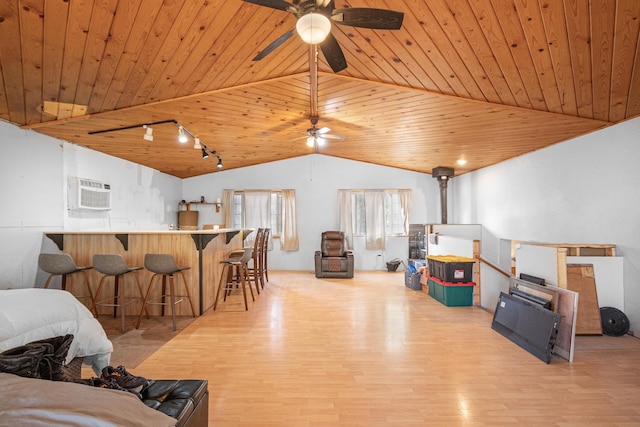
[293,117,345,147]
[244,0,404,72]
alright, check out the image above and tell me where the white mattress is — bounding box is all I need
[0,288,112,375]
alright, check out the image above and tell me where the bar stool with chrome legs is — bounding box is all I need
[38,253,95,312]
[91,254,148,333]
[136,254,196,331]
[214,247,254,311]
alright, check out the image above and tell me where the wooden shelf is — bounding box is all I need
[179,201,222,212]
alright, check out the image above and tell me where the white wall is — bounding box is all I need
[5,113,638,334]
[62,142,181,231]
[451,116,640,334]
[182,154,440,271]
[0,120,182,289]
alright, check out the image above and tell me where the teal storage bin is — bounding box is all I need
[426,274,475,306]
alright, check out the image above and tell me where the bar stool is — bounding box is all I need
[136,254,196,331]
[91,254,148,333]
[214,247,254,311]
[38,253,95,311]
[230,228,264,294]
[262,228,271,284]
[247,228,265,291]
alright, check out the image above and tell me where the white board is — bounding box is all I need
[514,244,560,286]
[428,224,482,240]
[428,235,475,258]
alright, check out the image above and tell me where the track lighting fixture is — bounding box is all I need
[201,145,223,169]
[143,125,153,141]
[178,126,189,143]
[89,120,223,168]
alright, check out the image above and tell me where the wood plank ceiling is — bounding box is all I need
[0,0,638,178]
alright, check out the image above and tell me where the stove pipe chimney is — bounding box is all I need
[432,166,455,224]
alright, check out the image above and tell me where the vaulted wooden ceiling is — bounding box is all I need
[1,0,638,178]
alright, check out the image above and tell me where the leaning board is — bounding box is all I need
[510,278,578,362]
[566,264,602,335]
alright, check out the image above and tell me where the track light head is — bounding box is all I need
[194,137,202,149]
[143,125,153,141]
[178,126,189,143]
[201,148,209,159]
[216,158,223,169]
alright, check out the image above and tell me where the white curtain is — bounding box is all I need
[244,191,270,245]
[222,189,234,228]
[364,190,386,250]
[281,190,299,250]
[398,189,411,235]
[338,189,353,249]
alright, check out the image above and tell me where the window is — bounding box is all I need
[232,191,283,236]
[351,190,409,236]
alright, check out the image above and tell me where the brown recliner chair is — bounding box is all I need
[314,231,354,278]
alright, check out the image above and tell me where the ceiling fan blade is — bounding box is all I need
[253,28,296,61]
[323,134,345,140]
[332,8,404,30]
[242,0,296,13]
[317,126,331,134]
[319,32,347,73]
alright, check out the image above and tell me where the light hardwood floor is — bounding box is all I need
[133,271,640,426]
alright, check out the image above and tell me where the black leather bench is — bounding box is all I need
[142,379,209,427]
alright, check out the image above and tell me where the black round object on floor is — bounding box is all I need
[600,307,630,336]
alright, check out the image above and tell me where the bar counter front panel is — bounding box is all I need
[45,230,250,316]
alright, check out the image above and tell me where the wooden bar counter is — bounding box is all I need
[43,229,251,316]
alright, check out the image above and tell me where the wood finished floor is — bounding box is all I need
[134,271,640,426]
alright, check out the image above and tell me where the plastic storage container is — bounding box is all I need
[426,274,475,306]
[426,255,474,282]
[404,271,422,290]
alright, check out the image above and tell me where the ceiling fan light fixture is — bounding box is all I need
[296,13,331,44]
[316,137,326,147]
[306,136,316,147]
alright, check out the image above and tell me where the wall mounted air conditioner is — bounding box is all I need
[67,177,111,211]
